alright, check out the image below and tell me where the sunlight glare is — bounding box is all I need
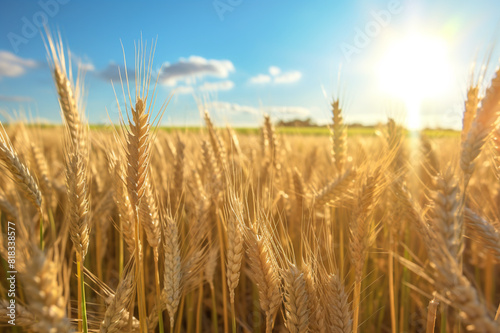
[377,33,453,130]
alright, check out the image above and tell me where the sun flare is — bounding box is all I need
[377,33,453,129]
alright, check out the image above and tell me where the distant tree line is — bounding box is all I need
[276,118,366,128]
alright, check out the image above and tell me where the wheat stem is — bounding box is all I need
[210,283,219,333]
[77,252,88,333]
[154,248,165,333]
[353,280,361,333]
[426,297,439,333]
[195,281,204,333]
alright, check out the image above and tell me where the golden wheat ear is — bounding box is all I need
[330,98,347,174]
[44,29,87,154]
[461,67,500,186]
[0,123,42,211]
[110,38,170,333]
[21,247,72,332]
[243,221,282,333]
[161,210,182,330]
[100,266,136,333]
[464,208,500,261]
[225,193,244,305]
[282,263,310,333]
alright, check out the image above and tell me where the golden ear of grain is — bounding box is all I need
[66,151,91,259]
[283,264,309,333]
[0,301,35,327]
[204,111,228,171]
[162,213,182,329]
[385,119,406,178]
[21,249,72,333]
[461,85,480,144]
[226,195,245,305]
[303,265,327,333]
[349,167,384,279]
[393,182,430,245]
[263,114,280,169]
[465,208,500,261]
[126,98,152,209]
[420,203,499,332]
[139,179,161,250]
[330,98,347,173]
[45,31,87,153]
[430,250,499,332]
[427,170,463,259]
[313,168,356,207]
[244,224,282,329]
[0,131,42,210]
[461,69,500,184]
[100,270,136,333]
[322,273,352,333]
[420,135,440,188]
[30,142,52,197]
[112,161,139,255]
[491,126,500,179]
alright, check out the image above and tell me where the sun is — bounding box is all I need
[377,33,453,129]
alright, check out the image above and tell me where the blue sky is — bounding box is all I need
[0,0,500,128]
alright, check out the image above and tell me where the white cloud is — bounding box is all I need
[206,101,310,117]
[263,105,309,116]
[96,56,235,86]
[0,95,33,102]
[80,63,95,72]
[274,70,302,84]
[269,66,281,76]
[70,53,95,72]
[95,62,135,82]
[0,51,37,79]
[199,80,234,92]
[171,80,234,95]
[207,101,259,115]
[249,74,271,84]
[250,66,302,84]
[160,56,235,86]
[173,85,194,95]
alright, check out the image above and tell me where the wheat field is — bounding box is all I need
[0,32,499,333]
